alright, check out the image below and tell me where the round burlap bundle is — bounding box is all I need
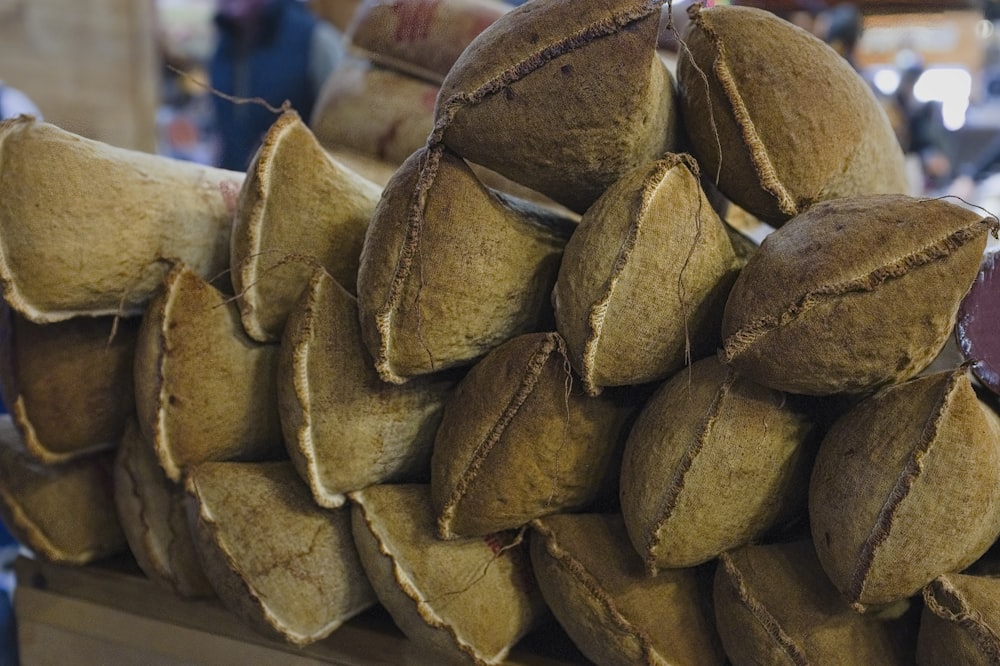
[133,264,283,483]
[230,111,382,342]
[0,116,242,323]
[715,540,911,665]
[350,484,544,665]
[677,4,908,225]
[553,154,738,394]
[529,513,723,666]
[810,368,1000,612]
[435,0,679,213]
[918,572,1000,664]
[0,416,124,565]
[721,194,995,396]
[278,268,458,509]
[431,332,637,539]
[346,0,510,83]
[113,418,213,599]
[356,146,574,384]
[620,356,816,571]
[185,461,375,646]
[0,305,137,464]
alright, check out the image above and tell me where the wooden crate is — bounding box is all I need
[13,556,587,665]
[0,0,159,151]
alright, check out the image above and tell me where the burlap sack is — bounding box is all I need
[810,368,1000,612]
[230,111,382,342]
[918,572,1000,664]
[0,116,243,323]
[529,513,724,666]
[431,332,637,539]
[435,0,679,213]
[552,154,738,394]
[311,56,438,167]
[278,268,459,509]
[346,0,510,83]
[715,540,912,665]
[677,4,908,225]
[356,146,574,384]
[721,194,995,395]
[0,305,137,463]
[0,415,124,565]
[185,460,376,646]
[620,356,816,571]
[350,483,545,665]
[133,264,283,483]
[113,418,213,599]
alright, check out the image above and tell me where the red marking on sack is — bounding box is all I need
[421,87,440,112]
[392,0,440,43]
[219,179,241,216]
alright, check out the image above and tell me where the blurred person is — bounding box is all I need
[210,0,345,171]
[817,3,862,70]
[893,57,953,194]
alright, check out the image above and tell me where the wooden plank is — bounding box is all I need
[13,557,587,665]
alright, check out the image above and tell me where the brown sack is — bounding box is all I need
[810,368,1000,612]
[230,111,382,342]
[357,146,574,384]
[918,573,1000,665]
[435,0,679,213]
[553,154,738,394]
[715,540,912,665]
[346,0,510,83]
[677,4,908,225]
[133,264,283,483]
[350,483,545,665]
[431,332,637,539]
[0,415,125,565]
[279,269,458,509]
[0,305,137,464]
[0,116,243,323]
[620,356,817,572]
[530,513,724,666]
[113,418,213,599]
[185,461,376,646]
[721,194,995,396]
[311,56,438,166]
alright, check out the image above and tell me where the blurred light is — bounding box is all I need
[873,68,901,95]
[913,67,972,131]
[978,20,996,40]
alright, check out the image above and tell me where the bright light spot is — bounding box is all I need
[978,20,995,40]
[873,69,901,96]
[914,67,971,131]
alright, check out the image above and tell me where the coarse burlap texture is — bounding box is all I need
[620,355,816,571]
[350,483,544,665]
[677,4,908,226]
[0,305,137,464]
[715,540,911,665]
[357,146,574,384]
[436,0,679,213]
[133,264,283,483]
[278,268,458,509]
[230,110,382,343]
[918,572,1000,664]
[431,332,636,539]
[810,369,1000,612]
[185,461,375,646]
[0,116,243,323]
[721,194,995,396]
[346,0,510,84]
[113,418,214,599]
[0,415,125,565]
[553,154,738,394]
[529,513,724,666]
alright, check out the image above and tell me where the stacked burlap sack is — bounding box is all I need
[1,1,1000,663]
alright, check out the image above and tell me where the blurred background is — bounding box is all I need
[2,0,1000,202]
